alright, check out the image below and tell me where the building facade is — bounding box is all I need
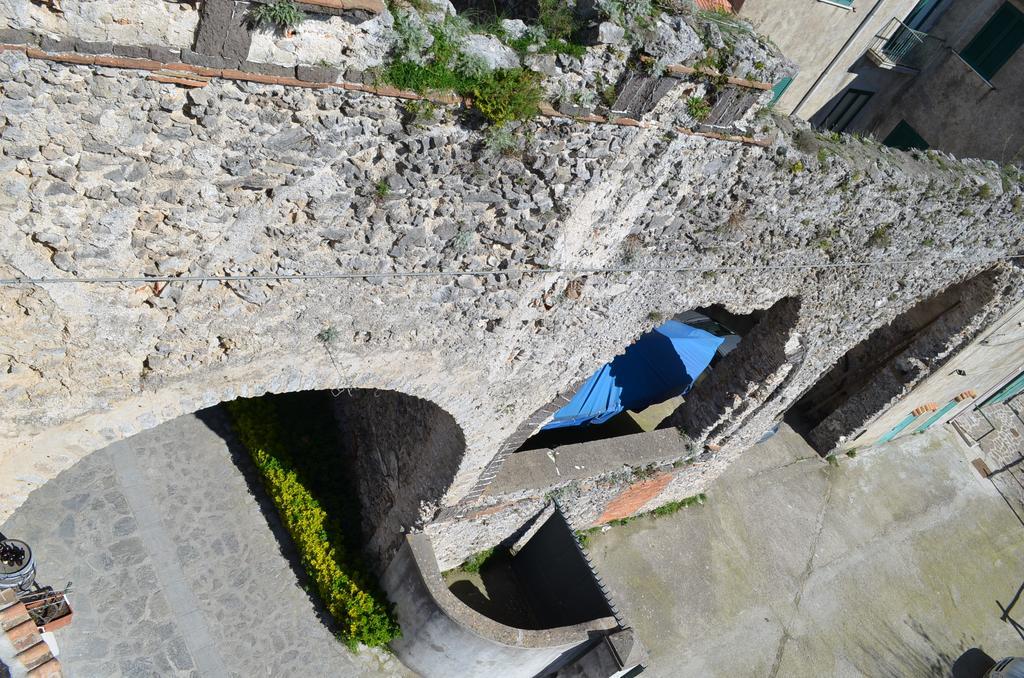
[741,0,1024,164]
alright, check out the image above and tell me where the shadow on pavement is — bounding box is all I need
[194,405,343,639]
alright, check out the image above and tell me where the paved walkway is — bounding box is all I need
[1,409,407,678]
[588,424,1024,677]
[6,410,1022,677]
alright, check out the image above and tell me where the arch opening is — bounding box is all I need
[660,296,803,449]
[441,508,613,630]
[785,270,1002,454]
[512,303,776,454]
[2,385,468,666]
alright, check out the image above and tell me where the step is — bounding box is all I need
[0,601,30,632]
[27,658,63,678]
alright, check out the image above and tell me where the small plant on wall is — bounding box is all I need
[249,0,305,36]
[686,95,711,122]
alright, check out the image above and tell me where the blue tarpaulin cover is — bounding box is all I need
[542,320,725,430]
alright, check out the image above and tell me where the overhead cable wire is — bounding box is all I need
[1,253,1022,286]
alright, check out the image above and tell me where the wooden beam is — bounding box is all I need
[640,56,773,91]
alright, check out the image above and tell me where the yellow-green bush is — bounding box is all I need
[226,397,400,648]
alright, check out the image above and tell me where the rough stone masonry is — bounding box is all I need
[0,49,1022,559]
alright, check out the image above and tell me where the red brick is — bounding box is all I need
[609,116,643,127]
[466,502,511,520]
[162,62,219,78]
[0,601,29,631]
[300,0,384,11]
[596,473,674,524]
[148,74,208,88]
[34,51,96,65]
[7,618,40,652]
[92,55,164,71]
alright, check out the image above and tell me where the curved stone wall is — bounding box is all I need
[382,533,618,678]
[1,49,1022,525]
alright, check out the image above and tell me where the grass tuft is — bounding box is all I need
[686,95,712,122]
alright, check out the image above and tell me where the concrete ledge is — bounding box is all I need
[485,428,694,498]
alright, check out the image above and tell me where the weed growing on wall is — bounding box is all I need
[226,395,400,648]
[472,69,543,125]
[685,95,711,122]
[457,547,497,574]
[867,224,892,248]
[483,123,519,156]
[249,0,305,32]
[384,10,543,125]
[597,0,660,43]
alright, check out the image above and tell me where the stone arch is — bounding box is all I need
[662,296,804,450]
[786,267,1009,453]
[445,295,805,511]
[0,351,474,527]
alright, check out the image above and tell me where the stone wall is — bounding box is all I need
[383,533,619,678]
[803,268,1006,451]
[1,0,199,48]
[1,49,1023,536]
[331,388,465,570]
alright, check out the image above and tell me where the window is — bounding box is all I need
[821,89,873,131]
[768,77,793,108]
[960,2,1024,81]
[818,0,854,7]
[882,120,929,150]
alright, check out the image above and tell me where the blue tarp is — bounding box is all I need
[542,320,725,430]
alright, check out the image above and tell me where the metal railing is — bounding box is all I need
[867,18,942,71]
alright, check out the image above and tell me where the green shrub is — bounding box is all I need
[383,10,542,125]
[597,0,659,42]
[471,68,543,125]
[868,224,891,247]
[538,0,577,41]
[226,396,400,648]
[649,493,706,517]
[249,0,304,31]
[686,95,711,122]
[484,123,518,156]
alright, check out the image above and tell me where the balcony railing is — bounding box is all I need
[867,18,943,71]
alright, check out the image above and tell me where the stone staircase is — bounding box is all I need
[0,590,61,677]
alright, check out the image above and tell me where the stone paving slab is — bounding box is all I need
[1,409,408,678]
[587,424,1024,677]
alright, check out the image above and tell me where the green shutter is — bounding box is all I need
[904,0,942,30]
[876,413,917,445]
[984,371,1024,406]
[768,77,793,107]
[960,2,1024,80]
[883,120,929,151]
